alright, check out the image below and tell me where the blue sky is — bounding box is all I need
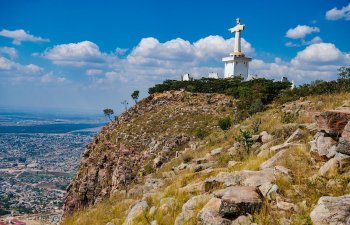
[0,0,349,114]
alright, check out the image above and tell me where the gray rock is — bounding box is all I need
[310,132,337,161]
[260,131,273,143]
[159,197,175,212]
[310,195,350,225]
[203,169,275,192]
[336,137,350,155]
[258,182,278,199]
[218,186,263,218]
[319,158,338,177]
[285,128,304,144]
[319,153,350,177]
[228,161,239,167]
[270,143,301,154]
[194,163,213,172]
[276,198,297,211]
[198,197,231,225]
[342,121,350,142]
[123,200,149,225]
[175,195,209,225]
[326,145,337,159]
[211,148,223,156]
[193,157,208,164]
[143,178,165,194]
[252,135,260,142]
[149,206,156,216]
[260,149,288,170]
[179,182,203,194]
[231,215,252,225]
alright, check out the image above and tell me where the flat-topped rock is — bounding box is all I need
[315,110,350,136]
[218,186,263,218]
[310,194,350,225]
[197,197,231,225]
[203,169,275,192]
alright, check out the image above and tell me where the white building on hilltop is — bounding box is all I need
[223,18,252,80]
[208,72,219,79]
[181,73,192,81]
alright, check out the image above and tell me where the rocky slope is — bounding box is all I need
[63,92,350,225]
[64,91,234,214]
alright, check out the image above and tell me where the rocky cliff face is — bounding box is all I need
[63,91,234,214]
[62,93,350,225]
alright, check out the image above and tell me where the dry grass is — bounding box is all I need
[63,92,350,225]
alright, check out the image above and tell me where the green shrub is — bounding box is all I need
[235,129,254,154]
[281,111,299,124]
[195,127,208,139]
[218,117,232,131]
[144,162,155,175]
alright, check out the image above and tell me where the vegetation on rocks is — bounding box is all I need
[63,70,350,225]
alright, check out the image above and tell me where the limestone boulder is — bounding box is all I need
[260,131,273,143]
[260,149,288,170]
[342,121,350,142]
[197,197,232,225]
[270,143,302,154]
[285,128,304,144]
[310,195,350,225]
[319,153,350,177]
[203,169,275,192]
[159,197,175,212]
[218,186,263,218]
[211,148,223,156]
[310,132,337,161]
[179,182,203,194]
[123,200,149,225]
[336,137,350,155]
[319,158,339,178]
[315,110,350,137]
[175,194,209,225]
[194,163,213,172]
[231,215,253,225]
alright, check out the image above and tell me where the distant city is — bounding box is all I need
[0,112,105,224]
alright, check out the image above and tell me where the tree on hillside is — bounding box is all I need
[218,117,232,139]
[103,108,114,122]
[338,66,350,79]
[131,90,140,103]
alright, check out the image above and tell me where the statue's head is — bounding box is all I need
[236,18,240,24]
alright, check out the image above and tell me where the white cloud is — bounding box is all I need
[326,3,350,20]
[292,43,345,65]
[42,41,115,67]
[250,43,350,83]
[286,25,320,39]
[40,72,66,83]
[0,56,14,70]
[86,69,103,76]
[0,29,49,45]
[37,36,348,87]
[0,47,17,59]
[0,56,44,84]
[301,36,322,45]
[286,36,323,47]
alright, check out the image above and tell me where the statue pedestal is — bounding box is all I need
[222,55,252,80]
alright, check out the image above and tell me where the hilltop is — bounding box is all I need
[61,84,350,224]
[64,91,235,214]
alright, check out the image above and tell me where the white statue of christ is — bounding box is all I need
[229,18,245,56]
